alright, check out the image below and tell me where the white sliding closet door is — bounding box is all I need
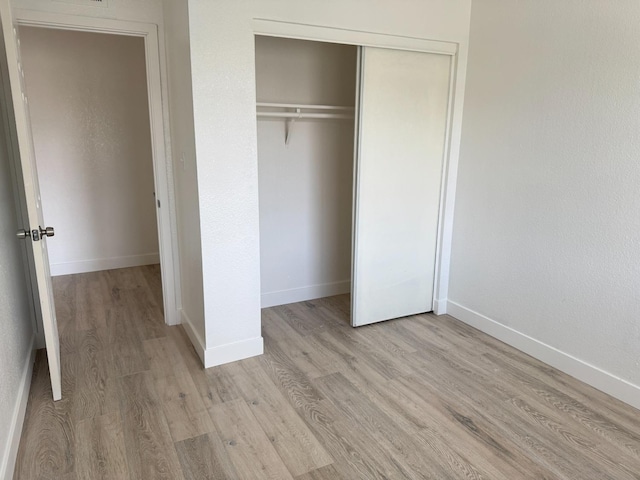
[351,47,451,327]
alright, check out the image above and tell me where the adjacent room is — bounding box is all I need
[2,1,639,479]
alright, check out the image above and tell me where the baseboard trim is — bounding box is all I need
[50,253,160,276]
[204,336,264,368]
[447,300,640,411]
[433,298,447,315]
[261,280,350,308]
[180,309,205,366]
[1,336,35,480]
[180,310,264,368]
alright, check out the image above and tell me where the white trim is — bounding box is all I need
[50,253,160,277]
[183,308,263,368]
[447,301,640,411]
[1,336,35,480]
[15,9,152,35]
[433,298,447,316]
[431,55,458,311]
[180,309,205,365]
[350,46,363,327]
[14,9,181,326]
[204,337,264,369]
[261,280,350,309]
[252,19,457,55]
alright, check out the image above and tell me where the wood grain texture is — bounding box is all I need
[209,399,295,480]
[75,412,129,480]
[175,433,238,480]
[143,336,214,442]
[295,464,343,480]
[14,268,640,479]
[13,350,75,480]
[118,372,184,480]
[228,359,333,476]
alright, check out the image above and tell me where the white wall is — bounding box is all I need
[187,0,472,367]
[256,36,356,307]
[13,0,164,24]
[161,0,205,351]
[0,66,35,479]
[20,27,159,276]
[449,0,640,409]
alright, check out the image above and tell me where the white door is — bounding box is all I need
[0,2,62,400]
[351,47,451,327]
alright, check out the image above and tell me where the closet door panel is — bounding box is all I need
[352,47,450,327]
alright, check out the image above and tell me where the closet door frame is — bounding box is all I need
[252,19,459,315]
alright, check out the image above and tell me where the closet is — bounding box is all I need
[255,35,451,327]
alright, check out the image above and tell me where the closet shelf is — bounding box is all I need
[256,102,355,145]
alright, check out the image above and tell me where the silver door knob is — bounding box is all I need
[39,226,55,238]
[16,229,31,239]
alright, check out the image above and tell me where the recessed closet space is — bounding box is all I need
[255,33,453,328]
[255,36,358,309]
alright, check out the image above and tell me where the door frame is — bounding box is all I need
[14,9,181,326]
[252,19,459,315]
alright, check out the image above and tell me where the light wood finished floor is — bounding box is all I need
[14,266,640,479]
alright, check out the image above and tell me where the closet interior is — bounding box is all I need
[255,35,452,327]
[255,36,358,311]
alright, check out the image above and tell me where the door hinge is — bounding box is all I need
[157,199,161,208]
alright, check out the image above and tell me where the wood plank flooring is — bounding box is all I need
[14,265,640,479]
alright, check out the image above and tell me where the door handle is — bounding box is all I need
[39,226,55,238]
[16,226,54,241]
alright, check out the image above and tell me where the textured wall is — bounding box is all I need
[188,0,472,356]
[162,0,205,341]
[256,37,356,306]
[0,77,34,477]
[12,0,164,23]
[450,0,640,388]
[20,27,159,275]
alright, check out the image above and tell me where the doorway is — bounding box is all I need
[19,25,171,340]
[0,5,179,401]
[21,28,159,277]
[17,11,181,330]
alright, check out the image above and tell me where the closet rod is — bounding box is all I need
[256,102,355,144]
[256,111,354,120]
[257,102,354,111]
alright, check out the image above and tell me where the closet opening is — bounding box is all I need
[19,26,169,353]
[255,31,453,330]
[255,35,358,326]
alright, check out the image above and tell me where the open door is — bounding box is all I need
[351,47,451,327]
[0,0,61,400]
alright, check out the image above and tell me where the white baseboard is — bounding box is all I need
[180,309,263,368]
[1,336,35,480]
[204,337,264,368]
[261,280,350,308]
[180,309,205,365]
[447,301,640,411]
[433,298,447,315]
[50,253,160,276]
